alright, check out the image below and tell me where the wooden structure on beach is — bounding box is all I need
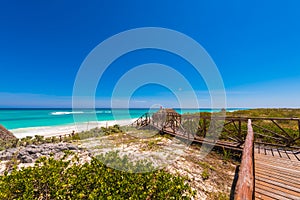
[152,108,181,129]
[234,119,300,200]
[131,110,300,199]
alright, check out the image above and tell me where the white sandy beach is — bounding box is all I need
[10,118,138,139]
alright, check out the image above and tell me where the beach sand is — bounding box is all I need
[10,118,137,139]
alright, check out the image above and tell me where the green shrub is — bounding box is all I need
[198,161,216,171]
[201,169,210,180]
[0,151,194,199]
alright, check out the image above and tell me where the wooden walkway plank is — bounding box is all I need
[255,192,276,200]
[255,179,300,198]
[255,155,300,165]
[255,159,300,170]
[255,169,300,185]
[271,148,281,158]
[255,159,299,170]
[254,150,300,200]
[265,148,273,156]
[255,187,294,200]
[284,149,291,159]
[275,149,290,159]
[254,146,260,154]
[254,159,300,171]
[255,163,300,178]
[254,192,274,200]
[277,148,283,158]
[289,152,300,162]
[295,152,300,161]
[255,153,297,162]
[255,174,300,192]
[255,184,300,200]
[257,169,299,180]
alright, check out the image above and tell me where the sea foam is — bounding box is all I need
[50,110,112,115]
[50,111,85,115]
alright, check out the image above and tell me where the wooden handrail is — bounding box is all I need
[234,119,254,200]
[183,115,300,121]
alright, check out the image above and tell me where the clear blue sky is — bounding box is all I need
[0,0,299,108]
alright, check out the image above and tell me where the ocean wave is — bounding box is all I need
[50,111,85,115]
[95,110,112,114]
[50,110,112,116]
[227,109,238,113]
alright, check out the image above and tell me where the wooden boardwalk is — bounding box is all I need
[131,109,245,152]
[254,147,300,200]
[131,109,300,199]
[235,120,300,200]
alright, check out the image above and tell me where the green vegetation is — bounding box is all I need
[198,161,216,171]
[184,108,300,119]
[0,139,18,151]
[72,125,123,140]
[138,139,162,151]
[221,147,233,162]
[0,151,194,199]
[182,108,300,146]
[198,161,215,181]
[122,126,159,138]
[0,125,124,151]
[227,108,300,118]
[201,168,210,180]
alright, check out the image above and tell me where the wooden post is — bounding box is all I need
[238,119,242,139]
[234,119,254,200]
[203,118,207,137]
[188,119,190,140]
[298,119,300,138]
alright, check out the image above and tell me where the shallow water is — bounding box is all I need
[0,108,244,137]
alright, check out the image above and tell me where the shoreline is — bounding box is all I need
[10,118,138,139]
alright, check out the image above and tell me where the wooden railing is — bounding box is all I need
[131,113,300,149]
[234,119,254,200]
[182,115,300,148]
[131,113,151,127]
[132,111,181,131]
[42,131,76,141]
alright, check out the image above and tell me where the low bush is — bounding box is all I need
[0,151,194,199]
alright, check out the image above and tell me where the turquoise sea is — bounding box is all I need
[0,108,244,130]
